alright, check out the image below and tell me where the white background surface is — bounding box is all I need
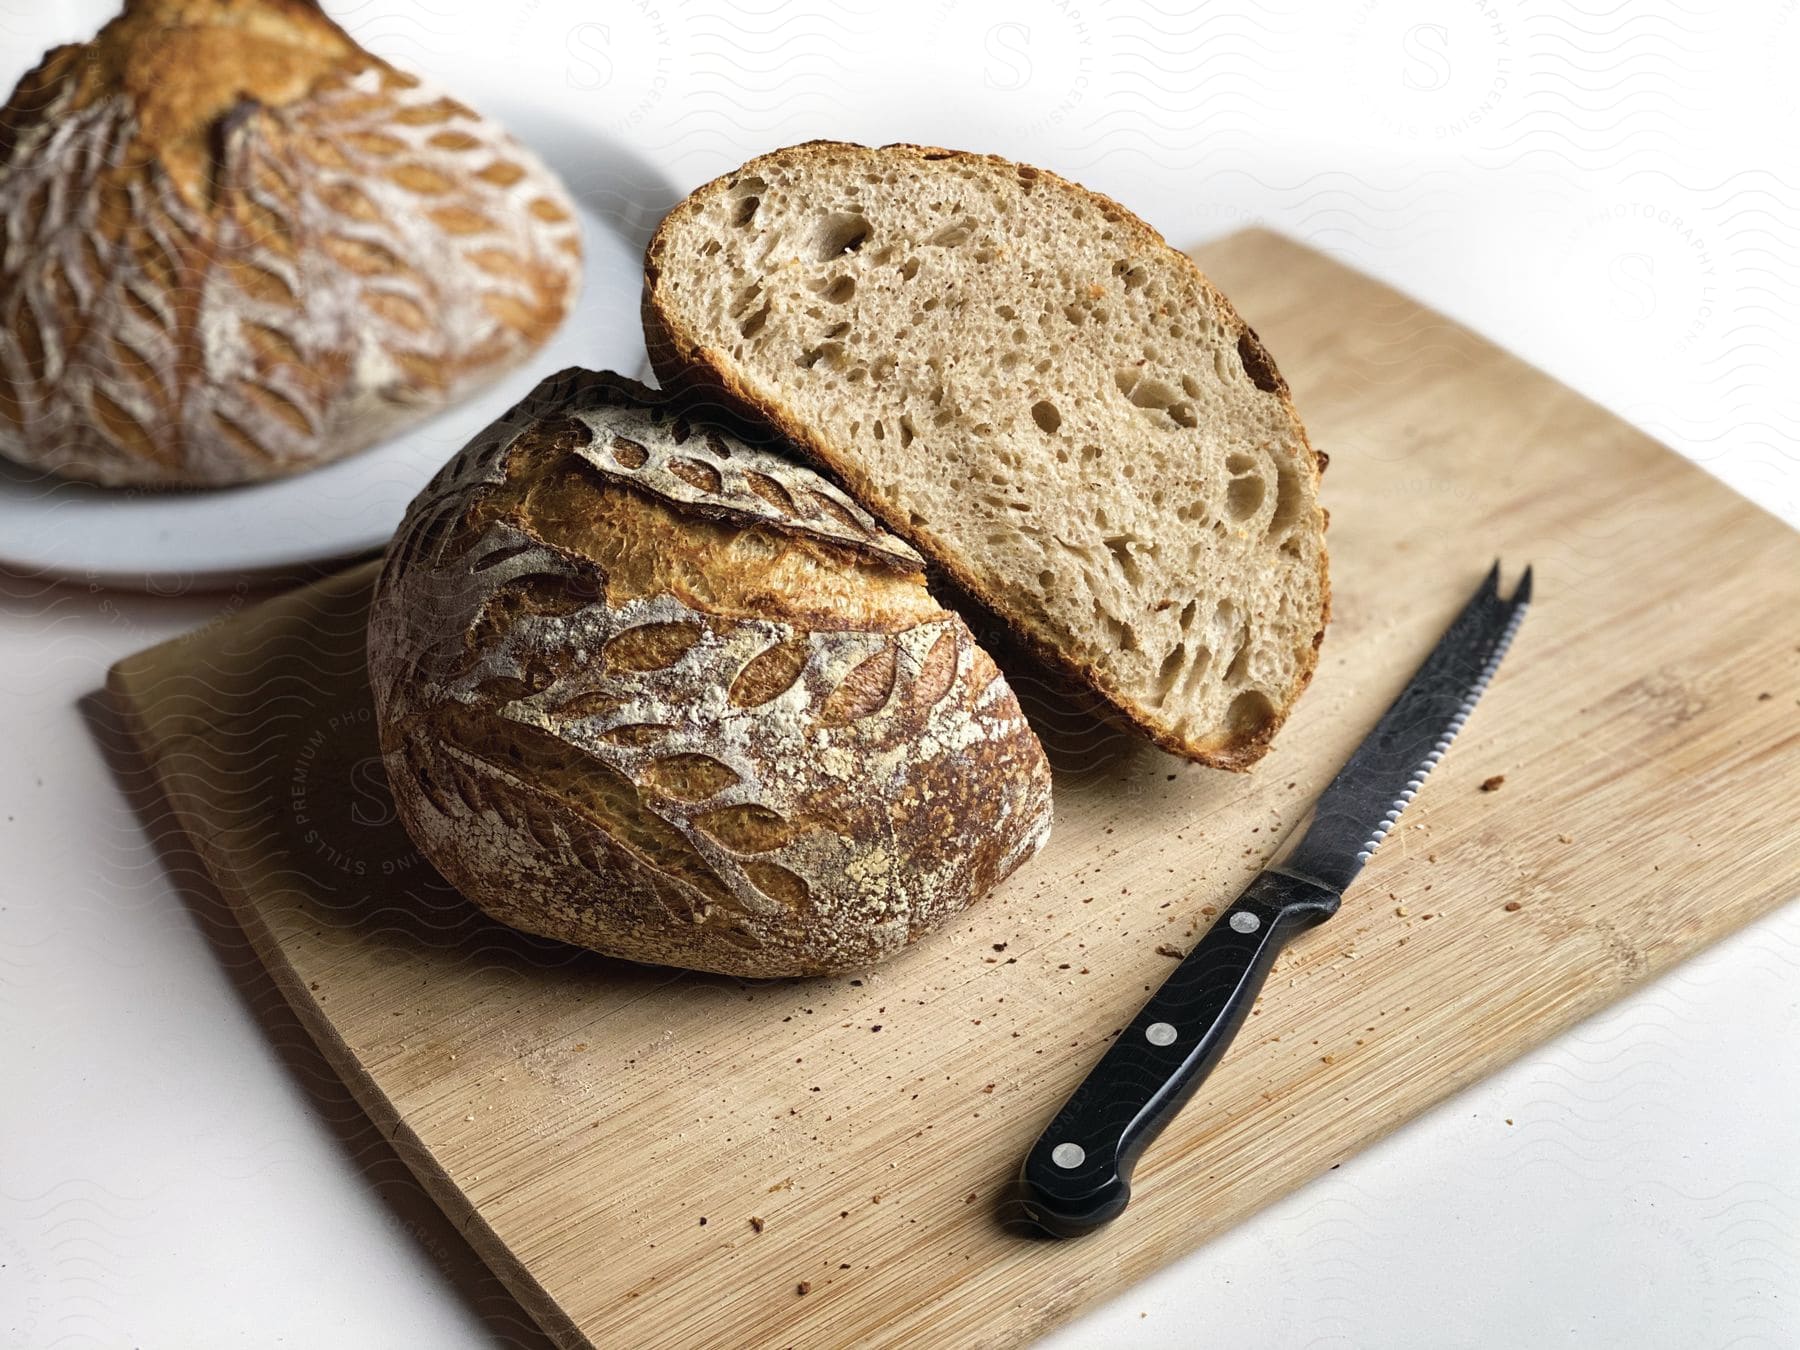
[3,1,1798,1346]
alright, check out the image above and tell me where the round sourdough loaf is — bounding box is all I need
[0,0,581,487]
[367,368,1053,978]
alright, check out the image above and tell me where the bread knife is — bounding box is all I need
[1017,561,1532,1237]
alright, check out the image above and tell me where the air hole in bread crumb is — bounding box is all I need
[1268,458,1304,539]
[1182,646,1215,702]
[1154,644,1186,705]
[899,257,921,281]
[1225,689,1276,737]
[928,218,976,247]
[739,301,770,339]
[1227,473,1265,520]
[1225,643,1254,686]
[1030,400,1061,434]
[609,435,649,469]
[816,211,871,259]
[1128,376,1180,412]
[1103,535,1144,586]
[825,275,855,304]
[898,415,916,447]
[732,196,760,227]
[1167,403,1197,428]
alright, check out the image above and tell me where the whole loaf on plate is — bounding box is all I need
[0,0,581,487]
[368,368,1053,978]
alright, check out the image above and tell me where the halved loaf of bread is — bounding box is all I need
[643,142,1328,769]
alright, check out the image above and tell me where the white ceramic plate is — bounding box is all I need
[0,103,677,590]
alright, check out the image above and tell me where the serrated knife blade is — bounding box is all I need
[1277,559,1532,893]
[1014,562,1533,1238]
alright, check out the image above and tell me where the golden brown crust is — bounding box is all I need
[642,140,1329,771]
[368,367,1054,978]
[0,0,581,486]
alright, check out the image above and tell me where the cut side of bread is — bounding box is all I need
[644,141,1328,769]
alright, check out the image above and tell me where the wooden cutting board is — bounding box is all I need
[108,230,1800,1349]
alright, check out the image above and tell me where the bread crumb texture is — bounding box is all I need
[368,369,1053,978]
[646,141,1328,768]
[0,0,580,485]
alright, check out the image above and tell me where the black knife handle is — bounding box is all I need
[1017,870,1340,1237]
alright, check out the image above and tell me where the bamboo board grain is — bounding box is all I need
[108,230,1800,1349]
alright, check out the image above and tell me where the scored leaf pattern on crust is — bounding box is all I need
[418,521,1004,922]
[368,376,1054,970]
[566,396,925,571]
[0,54,580,484]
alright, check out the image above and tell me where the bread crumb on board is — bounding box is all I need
[796,1282,812,1296]
[749,1216,765,1233]
[1503,900,1523,912]
[1480,774,1507,792]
